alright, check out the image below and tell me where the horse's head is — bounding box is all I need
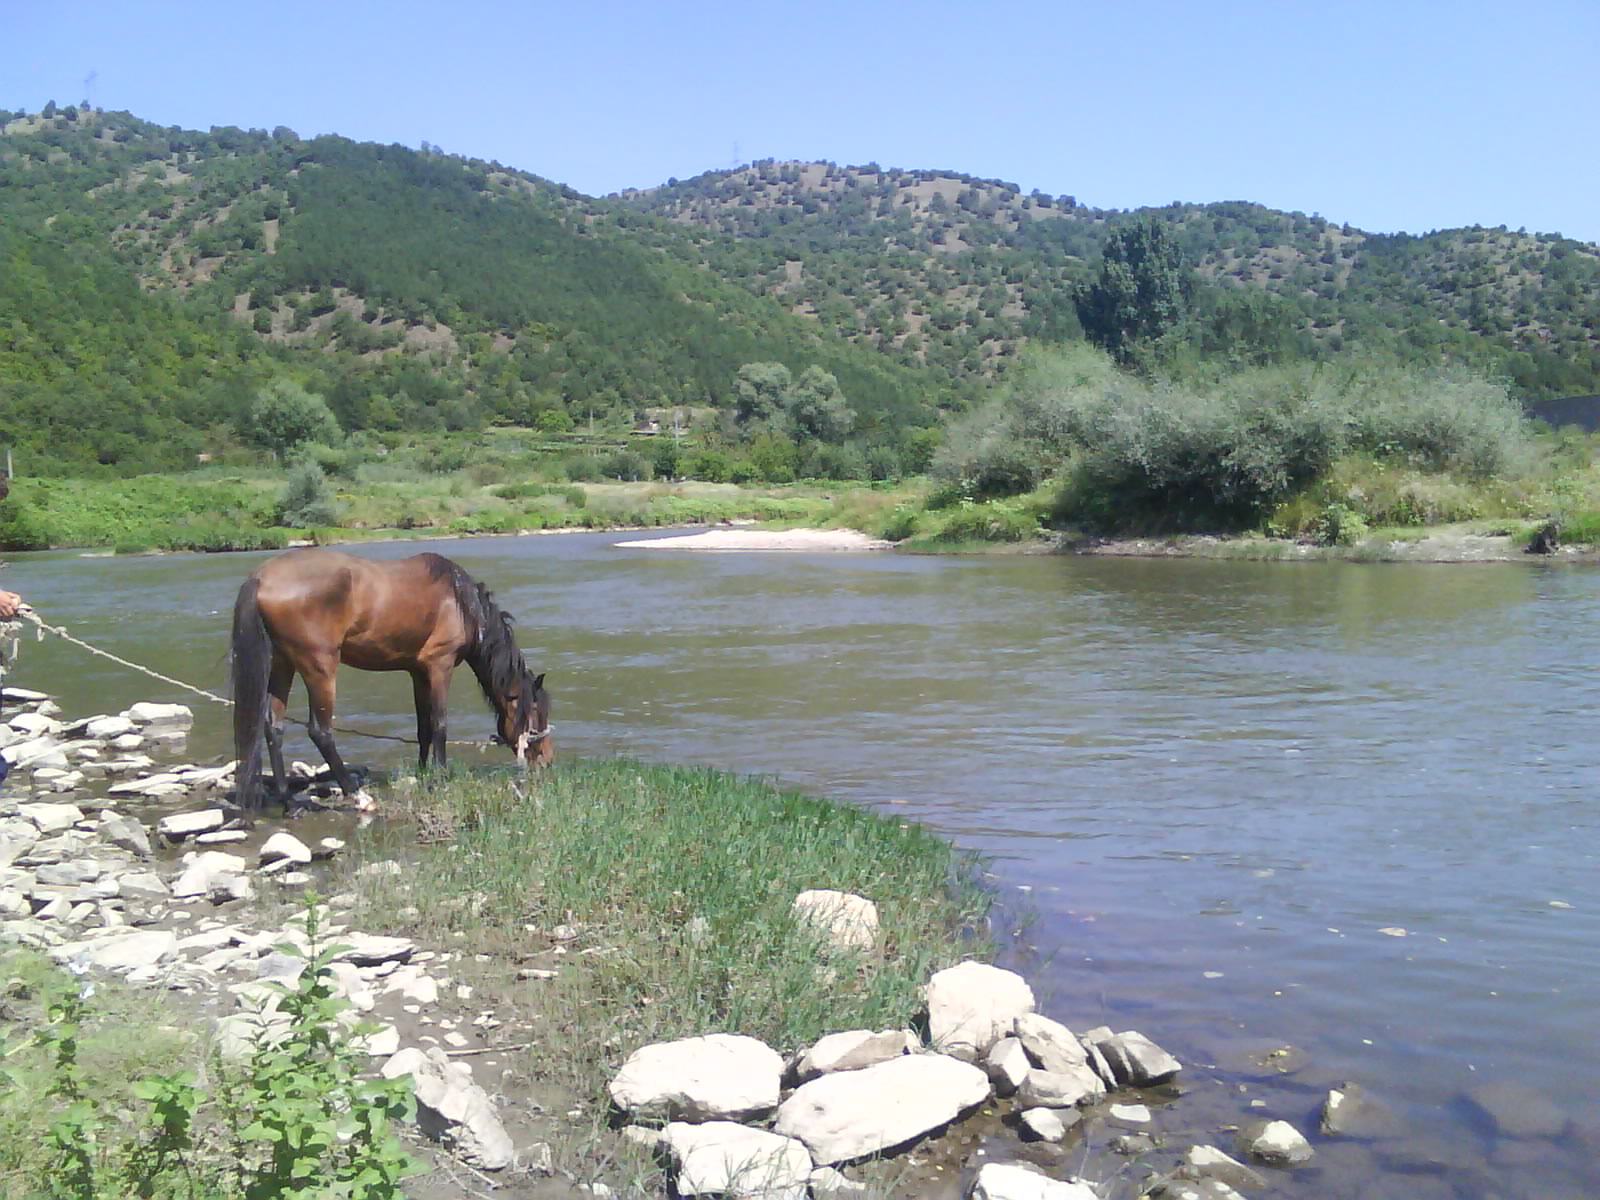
[500,671,553,768]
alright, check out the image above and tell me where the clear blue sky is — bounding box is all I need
[14,0,1600,242]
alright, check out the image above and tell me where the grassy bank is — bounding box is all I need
[1,761,991,1197]
[0,469,847,554]
[351,761,992,1102]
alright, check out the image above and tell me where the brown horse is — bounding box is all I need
[230,548,551,813]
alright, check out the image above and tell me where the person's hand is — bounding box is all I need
[0,590,22,620]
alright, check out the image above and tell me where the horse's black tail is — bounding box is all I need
[230,575,270,812]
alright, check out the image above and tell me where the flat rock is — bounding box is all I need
[663,1121,812,1200]
[968,1162,1098,1200]
[926,961,1036,1061]
[8,713,61,737]
[155,809,227,840]
[1177,1145,1266,1191]
[794,1029,916,1081]
[609,1033,784,1121]
[1465,1080,1568,1138]
[56,929,178,973]
[1321,1082,1404,1138]
[124,702,193,728]
[117,870,171,899]
[84,715,138,739]
[775,1052,990,1165]
[16,802,85,834]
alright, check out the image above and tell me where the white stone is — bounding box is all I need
[926,962,1035,1061]
[967,1162,1098,1200]
[1014,1013,1089,1073]
[609,1033,784,1121]
[17,802,85,834]
[1109,1103,1152,1123]
[97,812,152,857]
[663,1121,812,1200]
[1016,1064,1105,1109]
[84,715,137,739]
[1178,1145,1267,1192]
[380,1046,513,1170]
[353,1024,401,1056]
[775,1052,990,1165]
[1093,1030,1181,1086]
[155,809,227,839]
[117,870,171,899]
[124,702,193,728]
[8,713,61,737]
[794,1029,916,1081]
[11,741,69,771]
[382,965,439,1003]
[109,774,189,797]
[56,929,178,973]
[259,831,313,866]
[196,830,249,845]
[1237,1119,1314,1167]
[171,850,248,899]
[985,1035,1032,1096]
[108,734,144,751]
[1019,1106,1069,1142]
[791,889,879,952]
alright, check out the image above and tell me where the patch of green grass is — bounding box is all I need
[350,760,991,1103]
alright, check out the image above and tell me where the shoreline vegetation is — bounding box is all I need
[3,349,1599,565]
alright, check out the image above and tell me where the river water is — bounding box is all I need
[6,533,1597,1196]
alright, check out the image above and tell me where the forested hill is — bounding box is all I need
[616,162,1600,397]
[3,103,1599,478]
[0,107,953,473]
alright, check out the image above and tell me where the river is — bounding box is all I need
[5,533,1597,1196]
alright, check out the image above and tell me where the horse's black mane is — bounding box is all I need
[427,556,535,717]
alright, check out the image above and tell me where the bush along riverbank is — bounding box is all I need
[0,687,1503,1200]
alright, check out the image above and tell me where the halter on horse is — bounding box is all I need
[230,548,551,813]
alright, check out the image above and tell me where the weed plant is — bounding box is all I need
[0,898,424,1200]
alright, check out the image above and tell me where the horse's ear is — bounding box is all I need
[532,673,546,692]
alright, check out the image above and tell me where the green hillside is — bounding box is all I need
[617,162,1600,395]
[0,108,951,474]
[3,104,1598,480]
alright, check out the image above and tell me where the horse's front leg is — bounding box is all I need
[302,660,366,811]
[410,668,451,772]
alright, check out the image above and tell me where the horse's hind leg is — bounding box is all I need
[264,655,294,807]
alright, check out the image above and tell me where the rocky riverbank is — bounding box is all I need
[5,685,1571,1199]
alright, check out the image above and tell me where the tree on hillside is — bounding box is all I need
[787,366,855,443]
[734,361,794,426]
[1075,218,1195,366]
[248,379,342,459]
